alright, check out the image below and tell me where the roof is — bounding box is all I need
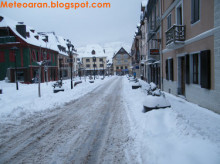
[78,42,131,64]
[113,47,131,58]
[0,14,74,56]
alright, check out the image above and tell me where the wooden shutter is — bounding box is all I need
[170,59,174,81]
[0,51,5,62]
[9,51,15,62]
[166,59,168,80]
[200,50,211,89]
[185,54,190,84]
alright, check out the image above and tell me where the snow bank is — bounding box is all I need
[0,76,113,122]
[122,77,220,164]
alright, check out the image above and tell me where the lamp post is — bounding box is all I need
[59,58,63,80]
[102,60,105,79]
[93,56,96,80]
[11,46,19,90]
[79,62,81,80]
[67,42,74,89]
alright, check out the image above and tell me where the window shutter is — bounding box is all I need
[0,51,5,62]
[170,59,174,81]
[185,54,190,84]
[9,51,15,62]
[200,50,211,89]
[166,59,168,80]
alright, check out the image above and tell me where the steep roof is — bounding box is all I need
[0,15,74,56]
[113,47,131,58]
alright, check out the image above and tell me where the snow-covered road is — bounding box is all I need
[0,77,138,163]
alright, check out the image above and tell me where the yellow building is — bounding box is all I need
[113,47,132,75]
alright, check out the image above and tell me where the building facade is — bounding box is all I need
[133,0,220,113]
[145,0,161,87]
[161,0,220,113]
[0,16,58,83]
[113,47,132,75]
[0,15,77,83]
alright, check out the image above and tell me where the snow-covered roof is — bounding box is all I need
[77,42,131,64]
[78,44,106,59]
[0,15,73,56]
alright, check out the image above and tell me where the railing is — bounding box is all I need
[0,36,16,44]
[166,25,185,45]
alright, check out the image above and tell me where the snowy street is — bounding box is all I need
[0,76,220,164]
[0,77,138,163]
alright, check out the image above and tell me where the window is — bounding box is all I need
[193,54,199,84]
[0,51,4,62]
[125,66,128,69]
[86,64,90,68]
[93,64,96,68]
[86,59,90,62]
[167,14,172,29]
[191,0,200,24]
[99,58,103,62]
[121,66,123,69]
[47,53,50,60]
[116,67,119,69]
[100,64,104,67]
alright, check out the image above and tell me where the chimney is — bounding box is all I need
[16,22,26,39]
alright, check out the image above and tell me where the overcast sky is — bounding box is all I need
[1,0,145,47]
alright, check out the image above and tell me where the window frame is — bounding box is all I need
[167,13,172,30]
[191,0,200,24]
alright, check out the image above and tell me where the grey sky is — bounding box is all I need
[1,0,144,47]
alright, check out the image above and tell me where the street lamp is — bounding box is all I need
[67,41,74,89]
[102,60,105,78]
[79,62,81,80]
[11,46,19,90]
[59,58,63,80]
[93,56,96,80]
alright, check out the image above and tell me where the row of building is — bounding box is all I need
[0,15,79,83]
[0,14,133,83]
[131,0,220,114]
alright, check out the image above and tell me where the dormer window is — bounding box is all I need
[0,16,3,22]
[34,35,39,40]
[26,32,30,38]
[30,29,35,33]
[91,50,96,55]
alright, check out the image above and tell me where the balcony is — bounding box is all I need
[166,25,185,49]
[0,36,16,44]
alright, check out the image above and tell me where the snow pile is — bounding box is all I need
[143,95,171,109]
[0,76,113,122]
[122,77,220,164]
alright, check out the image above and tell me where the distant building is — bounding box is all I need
[80,44,107,76]
[112,47,132,75]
